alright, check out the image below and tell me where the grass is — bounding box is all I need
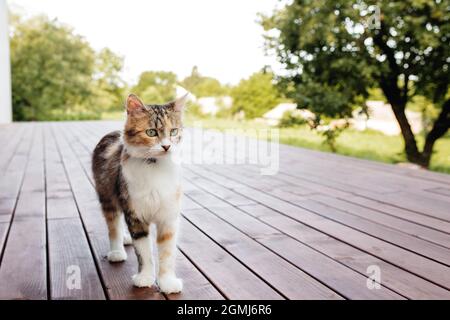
[101,111,450,174]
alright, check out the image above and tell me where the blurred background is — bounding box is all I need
[1,0,449,173]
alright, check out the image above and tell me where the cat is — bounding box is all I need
[92,93,187,294]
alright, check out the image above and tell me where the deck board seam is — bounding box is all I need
[43,124,51,300]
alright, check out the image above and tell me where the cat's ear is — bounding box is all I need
[126,94,145,114]
[170,93,190,112]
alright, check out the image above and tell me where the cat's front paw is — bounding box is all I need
[132,273,155,288]
[158,276,183,294]
[107,249,127,262]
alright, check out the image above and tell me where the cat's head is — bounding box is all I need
[123,93,187,159]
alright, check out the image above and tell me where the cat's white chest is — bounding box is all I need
[122,157,180,223]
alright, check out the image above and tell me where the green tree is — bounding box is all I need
[132,71,177,103]
[92,48,126,111]
[261,0,449,167]
[181,66,228,97]
[11,15,96,120]
[230,71,281,119]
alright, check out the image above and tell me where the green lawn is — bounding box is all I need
[102,111,450,174]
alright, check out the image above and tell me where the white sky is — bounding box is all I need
[8,0,281,85]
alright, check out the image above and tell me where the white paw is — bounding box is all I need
[158,276,183,294]
[123,233,132,246]
[107,249,127,262]
[132,273,155,288]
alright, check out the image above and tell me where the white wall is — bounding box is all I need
[0,0,12,123]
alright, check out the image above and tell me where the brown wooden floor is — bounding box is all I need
[0,121,450,300]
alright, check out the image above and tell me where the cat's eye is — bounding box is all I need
[170,128,178,136]
[146,129,158,137]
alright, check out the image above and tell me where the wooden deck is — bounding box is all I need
[0,121,450,300]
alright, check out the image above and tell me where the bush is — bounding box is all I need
[278,110,307,127]
[186,102,206,118]
[230,71,281,119]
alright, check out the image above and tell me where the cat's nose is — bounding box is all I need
[162,145,171,152]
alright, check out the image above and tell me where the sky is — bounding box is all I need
[8,0,282,85]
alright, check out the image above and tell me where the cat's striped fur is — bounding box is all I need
[92,93,187,293]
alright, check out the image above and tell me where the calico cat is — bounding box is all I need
[92,93,187,294]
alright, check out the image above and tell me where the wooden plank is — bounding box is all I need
[297,198,450,265]
[45,126,80,220]
[179,218,283,299]
[278,141,450,186]
[0,218,47,299]
[0,123,47,299]
[183,176,256,207]
[0,198,16,223]
[340,195,450,235]
[44,125,105,300]
[0,124,25,173]
[272,165,450,222]
[0,124,47,300]
[425,187,450,197]
[310,194,450,249]
[408,189,450,204]
[0,223,7,254]
[47,217,105,299]
[0,123,34,205]
[169,252,225,300]
[181,195,203,211]
[364,191,450,222]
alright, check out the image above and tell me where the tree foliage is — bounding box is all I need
[92,48,126,111]
[230,71,281,119]
[10,15,125,120]
[261,0,449,167]
[11,15,94,120]
[181,66,228,97]
[132,71,177,103]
